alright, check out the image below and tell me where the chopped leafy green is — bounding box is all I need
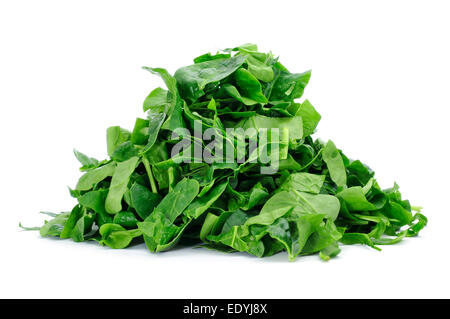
[22,44,427,262]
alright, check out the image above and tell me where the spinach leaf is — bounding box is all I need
[347,160,374,186]
[241,182,269,211]
[106,126,131,157]
[99,224,142,249]
[246,189,340,228]
[141,112,166,154]
[138,178,199,252]
[130,118,150,145]
[143,67,185,132]
[245,191,297,227]
[278,172,325,194]
[269,69,311,101]
[129,182,161,219]
[111,141,139,162]
[174,55,246,102]
[291,190,340,221]
[105,157,139,214]
[75,162,116,191]
[184,181,228,219]
[323,140,347,188]
[242,114,303,140]
[337,186,380,211]
[194,52,231,64]
[143,87,168,112]
[39,212,71,237]
[222,84,260,106]
[246,55,274,82]
[235,68,268,104]
[59,205,84,239]
[73,149,105,171]
[295,100,321,136]
[267,214,325,261]
[78,189,112,225]
[70,209,96,242]
[113,211,139,228]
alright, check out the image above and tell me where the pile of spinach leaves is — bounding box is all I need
[22,44,427,261]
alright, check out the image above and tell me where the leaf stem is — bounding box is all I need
[142,157,158,194]
[300,148,323,171]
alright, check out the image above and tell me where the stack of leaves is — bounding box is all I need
[21,44,427,261]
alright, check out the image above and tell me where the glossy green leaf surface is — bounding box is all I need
[24,44,426,262]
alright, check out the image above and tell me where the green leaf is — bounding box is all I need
[194,52,231,64]
[174,55,246,102]
[184,181,228,219]
[269,69,311,101]
[141,112,166,154]
[106,126,131,157]
[130,118,150,145]
[113,211,139,228]
[138,178,200,252]
[323,140,347,188]
[320,242,341,261]
[246,55,274,82]
[279,172,325,194]
[60,205,84,239]
[129,182,161,219]
[111,141,139,162]
[73,149,102,171]
[337,186,379,211]
[78,189,112,226]
[105,157,140,214]
[39,212,71,237]
[99,224,142,249]
[75,162,116,191]
[142,67,186,132]
[340,233,381,251]
[143,87,168,112]
[235,68,268,104]
[222,84,260,106]
[245,191,297,227]
[242,114,303,140]
[295,99,321,136]
[268,214,325,261]
[291,190,340,221]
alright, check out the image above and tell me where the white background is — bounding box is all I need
[1,0,449,298]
